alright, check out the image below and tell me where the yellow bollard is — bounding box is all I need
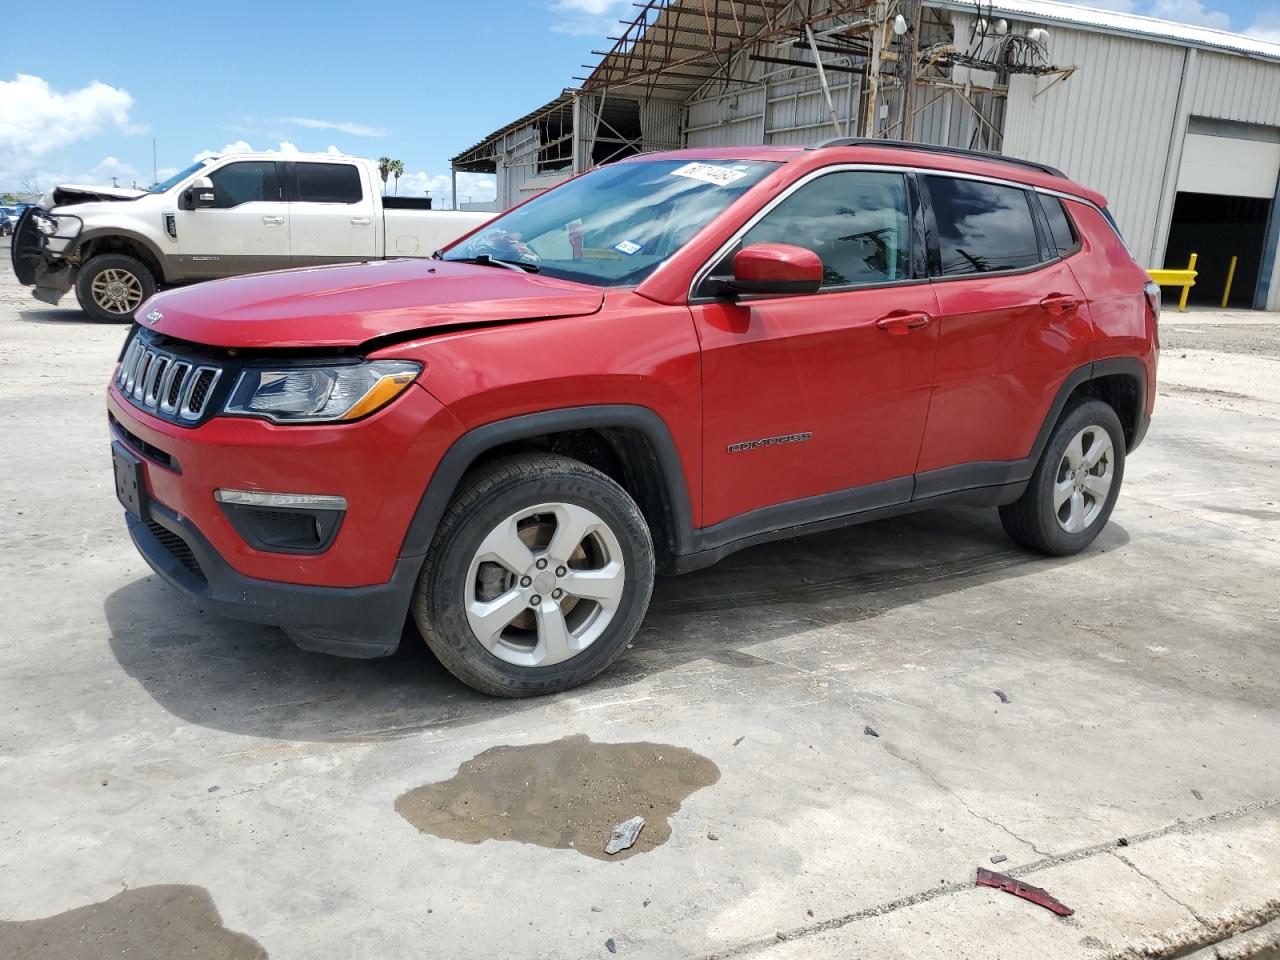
[1221,255,1237,308]
[1178,253,1197,312]
[1148,252,1198,312]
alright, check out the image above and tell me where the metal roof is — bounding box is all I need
[933,0,1280,62]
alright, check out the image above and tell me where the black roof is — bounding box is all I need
[808,138,1066,178]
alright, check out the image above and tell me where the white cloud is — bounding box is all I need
[396,169,497,206]
[191,140,306,162]
[549,0,629,36]
[0,74,142,187]
[279,116,389,137]
[1146,0,1230,28]
[1244,11,1280,41]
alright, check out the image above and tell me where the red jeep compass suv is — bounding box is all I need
[107,140,1158,696]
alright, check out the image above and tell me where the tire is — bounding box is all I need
[999,399,1126,556]
[412,453,655,697]
[74,253,156,323]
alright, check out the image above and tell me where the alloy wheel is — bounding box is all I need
[464,501,626,668]
[1054,425,1114,533]
[91,268,145,315]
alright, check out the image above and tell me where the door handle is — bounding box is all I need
[875,311,931,335]
[350,217,371,226]
[262,216,285,225]
[1040,293,1079,315]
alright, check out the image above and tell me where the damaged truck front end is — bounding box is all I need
[10,207,85,305]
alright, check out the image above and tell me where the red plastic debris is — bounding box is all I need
[976,867,1074,917]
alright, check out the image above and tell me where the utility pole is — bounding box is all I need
[152,138,158,186]
[900,0,923,141]
[863,0,886,137]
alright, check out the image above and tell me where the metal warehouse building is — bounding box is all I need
[451,0,1280,310]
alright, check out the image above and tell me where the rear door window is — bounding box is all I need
[208,161,281,208]
[295,163,363,204]
[925,176,1041,275]
[1042,196,1078,256]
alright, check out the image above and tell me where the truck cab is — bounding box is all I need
[10,153,487,322]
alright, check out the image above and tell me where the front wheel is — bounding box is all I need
[74,253,156,323]
[999,399,1126,556]
[412,454,655,697]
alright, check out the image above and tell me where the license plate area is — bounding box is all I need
[112,442,148,521]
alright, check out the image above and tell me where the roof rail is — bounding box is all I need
[807,137,1066,178]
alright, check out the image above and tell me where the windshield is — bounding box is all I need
[443,159,778,286]
[148,160,212,194]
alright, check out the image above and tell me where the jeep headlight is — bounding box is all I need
[225,360,422,423]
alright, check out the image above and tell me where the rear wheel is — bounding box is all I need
[412,454,655,697]
[75,253,155,323]
[999,399,1126,556]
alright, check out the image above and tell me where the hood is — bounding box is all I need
[141,258,606,349]
[46,183,148,207]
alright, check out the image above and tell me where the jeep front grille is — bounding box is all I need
[116,337,222,422]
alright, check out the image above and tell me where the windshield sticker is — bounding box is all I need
[670,162,748,187]
[613,239,644,256]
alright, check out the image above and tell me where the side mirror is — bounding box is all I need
[727,243,823,296]
[183,176,216,210]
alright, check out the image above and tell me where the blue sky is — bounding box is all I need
[3,0,1278,203]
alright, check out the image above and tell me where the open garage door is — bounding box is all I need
[1164,119,1280,308]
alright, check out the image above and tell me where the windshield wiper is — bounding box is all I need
[446,254,540,274]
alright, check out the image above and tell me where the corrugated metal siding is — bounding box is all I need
[1188,52,1280,126]
[1004,29,1185,262]
[640,99,685,150]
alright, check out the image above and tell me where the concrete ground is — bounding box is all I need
[1,243,1278,959]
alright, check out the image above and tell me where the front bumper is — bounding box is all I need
[130,495,420,657]
[10,207,79,302]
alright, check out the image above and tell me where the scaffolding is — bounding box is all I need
[450,0,1076,205]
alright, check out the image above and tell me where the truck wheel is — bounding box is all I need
[413,454,655,697]
[75,254,155,322]
[1000,399,1126,556]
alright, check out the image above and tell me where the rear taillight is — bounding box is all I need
[1143,281,1161,324]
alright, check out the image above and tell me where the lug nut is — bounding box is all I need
[520,576,532,587]
[552,588,563,599]
[536,558,548,570]
[529,595,541,606]
[555,566,566,577]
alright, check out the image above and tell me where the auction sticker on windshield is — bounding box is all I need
[613,240,643,256]
[670,162,748,186]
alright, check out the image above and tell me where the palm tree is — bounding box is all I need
[390,159,404,196]
[377,156,392,194]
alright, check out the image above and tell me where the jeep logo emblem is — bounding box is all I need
[144,310,163,326]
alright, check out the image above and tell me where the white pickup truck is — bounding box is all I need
[10,153,491,321]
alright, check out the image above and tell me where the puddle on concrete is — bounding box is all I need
[0,885,267,960]
[395,733,720,861]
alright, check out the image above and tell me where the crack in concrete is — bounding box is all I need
[877,740,1052,858]
[706,794,1280,959]
[1113,850,1211,929]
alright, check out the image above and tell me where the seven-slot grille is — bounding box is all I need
[116,337,222,422]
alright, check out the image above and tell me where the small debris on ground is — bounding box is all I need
[776,931,787,941]
[864,726,879,738]
[642,899,650,908]
[733,736,744,746]
[994,690,1011,704]
[591,906,602,913]
[976,867,1073,917]
[707,832,720,841]
[806,908,814,917]
[1117,837,1129,847]
[1192,789,1203,800]
[605,937,617,954]
[990,853,1008,864]
[604,816,645,856]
